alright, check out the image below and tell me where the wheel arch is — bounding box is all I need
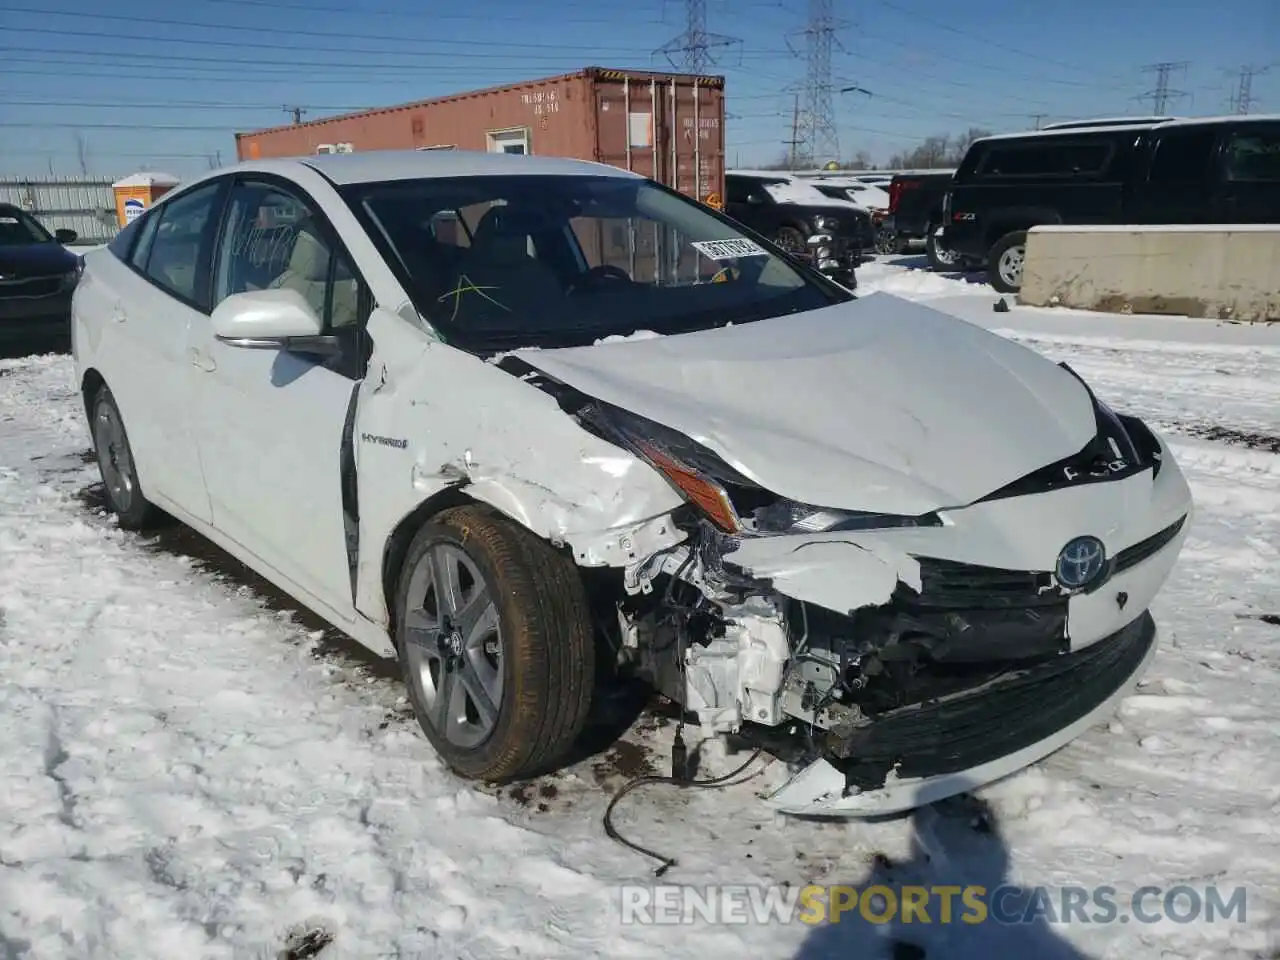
[80,367,106,425]
[983,209,1060,249]
[379,484,483,638]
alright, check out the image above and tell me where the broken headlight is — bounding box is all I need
[577,402,941,536]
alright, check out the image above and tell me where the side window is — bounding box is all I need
[1224,129,1280,182]
[213,180,370,331]
[1148,130,1216,183]
[128,211,161,272]
[142,182,224,307]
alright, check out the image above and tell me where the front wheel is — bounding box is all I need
[988,230,1029,294]
[395,504,595,782]
[774,225,806,256]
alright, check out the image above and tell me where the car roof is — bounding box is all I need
[975,113,1280,145]
[225,149,640,186]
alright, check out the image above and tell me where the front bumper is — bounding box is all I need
[767,611,1157,815]
[731,436,1191,816]
[0,288,74,343]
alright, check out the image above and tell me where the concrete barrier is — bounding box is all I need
[1018,225,1280,322]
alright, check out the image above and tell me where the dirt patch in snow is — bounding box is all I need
[1174,423,1280,453]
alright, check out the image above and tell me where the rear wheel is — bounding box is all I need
[90,384,160,530]
[925,230,962,271]
[395,504,595,782]
[988,230,1029,293]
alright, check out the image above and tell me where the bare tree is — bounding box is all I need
[75,133,90,176]
[949,127,992,164]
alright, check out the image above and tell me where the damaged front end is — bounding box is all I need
[503,355,1189,817]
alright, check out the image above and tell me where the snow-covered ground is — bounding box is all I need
[2,258,1279,959]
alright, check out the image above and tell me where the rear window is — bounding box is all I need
[1224,128,1280,182]
[976,140,1115,179]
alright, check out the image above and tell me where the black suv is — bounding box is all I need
[940,116,1280,293]
[724,172,874,286]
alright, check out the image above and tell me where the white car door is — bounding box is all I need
[88,179,229,523]
[187,175,371,616]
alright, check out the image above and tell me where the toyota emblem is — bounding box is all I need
[1056,536,1107,590]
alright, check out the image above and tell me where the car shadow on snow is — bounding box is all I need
[879,254,989,287]
[75,478,656,777]
[793,796,1092,960]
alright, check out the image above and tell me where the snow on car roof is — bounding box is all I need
[241,150,639,185]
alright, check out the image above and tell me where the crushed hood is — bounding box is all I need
[513,293,1098,515]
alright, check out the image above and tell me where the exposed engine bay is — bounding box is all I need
[497,350,1191,809]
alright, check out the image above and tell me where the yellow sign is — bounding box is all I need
[704,192,723,210]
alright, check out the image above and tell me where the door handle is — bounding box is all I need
[189,347,217,372]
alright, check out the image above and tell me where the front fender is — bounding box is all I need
[351,308,685,627]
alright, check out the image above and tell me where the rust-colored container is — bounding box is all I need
[234,67,726,209]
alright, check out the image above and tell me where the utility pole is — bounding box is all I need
[1029,112,1049,130]
[655,0,739,74]
[283,105,307,125]
[1136,62,1189,115]
[786,0,842,166]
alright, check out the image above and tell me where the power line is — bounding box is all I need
[0,6,671,54]
[1136,61,1190,115]
[173,0,661,26]
[655,0,740,73]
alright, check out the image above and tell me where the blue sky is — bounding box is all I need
[0,0,1275,178]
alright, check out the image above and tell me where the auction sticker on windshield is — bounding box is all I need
[691,238,769,260]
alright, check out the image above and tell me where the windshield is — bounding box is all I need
[0,207,53,245]
[341,174,846,351]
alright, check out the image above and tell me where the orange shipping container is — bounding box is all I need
[234,67,726,209]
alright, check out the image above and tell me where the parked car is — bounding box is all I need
[724,171,875,286]
[73,150,1192,817]
[881,170,956,259]
[800,175,891,214]
[942,115,1280,293]
[0,203,81,348]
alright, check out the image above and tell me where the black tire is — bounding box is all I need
[925,231,962,272]
[394,504,595,782]
[874,226,898,256]
[987,230,1029,294]
[90,384,160,530]
[774,224,806,256]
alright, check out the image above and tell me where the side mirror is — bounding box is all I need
[746,194,765,205]
[55,228,78,244]
[211,288,339,357]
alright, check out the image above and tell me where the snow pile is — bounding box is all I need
[2,269,1279,957]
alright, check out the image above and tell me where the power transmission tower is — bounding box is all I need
[656,0,739,74]
[283,105,308,124]
[1136,62,1189,115]
[1228,63,1274,114]
[784,94,803,169]
[786,0,843,165]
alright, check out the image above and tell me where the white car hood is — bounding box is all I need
[513,293,1098,515]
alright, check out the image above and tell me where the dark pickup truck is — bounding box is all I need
[725,171,874,287]
[940,115,1280,293]
[881,170,956,263]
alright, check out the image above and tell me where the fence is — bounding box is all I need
[0,177,120,244]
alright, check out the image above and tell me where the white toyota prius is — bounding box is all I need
[72,151,1192,816]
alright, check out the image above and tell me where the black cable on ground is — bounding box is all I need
[602,744,767,877]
